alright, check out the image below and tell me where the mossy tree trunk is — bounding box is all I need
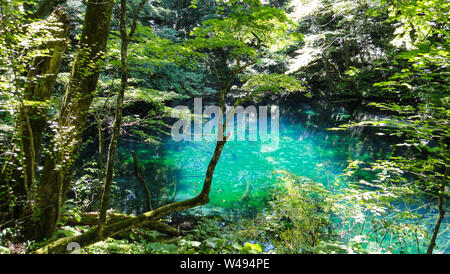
[20,8,71,207]
[0,8,71,228]
[35,0,114,240]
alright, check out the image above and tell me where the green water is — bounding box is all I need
[102,100,449,253]
[114,101,392,215]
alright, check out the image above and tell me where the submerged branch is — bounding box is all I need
[131,151,152,211]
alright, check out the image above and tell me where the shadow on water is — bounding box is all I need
[112,141,180,215]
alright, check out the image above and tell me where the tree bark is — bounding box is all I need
[35,0,114,240]
[32,139,226,253]
[61,212,130,226]
[97,118,105,182]
[342,38,352,69]
[32,81,232,252]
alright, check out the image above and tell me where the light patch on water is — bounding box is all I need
[260,143,279,153]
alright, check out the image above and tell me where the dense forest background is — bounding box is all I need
[0,0,448,254]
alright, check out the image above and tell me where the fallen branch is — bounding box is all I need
[60,211,181,236]
[60,212,130,226]
[32,194,208,254]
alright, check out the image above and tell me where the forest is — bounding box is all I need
[0,0,448,255]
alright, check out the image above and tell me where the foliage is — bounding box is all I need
[287,0,398,98]
[268,173,333,252]
[0,0,70,222]
[186,0,306,101]
[0,0,448,255]
[176,217,263,254]
[371,0,450,103]
[328,103,448,253]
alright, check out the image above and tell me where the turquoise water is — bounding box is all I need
[114,101,392,215]
[101,100,449,253]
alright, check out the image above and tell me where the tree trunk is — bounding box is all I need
[61,212,130,226]
[60,211,181,236]
[97,118,105,182]
[20,8,71,204]
[32,68,235,254]
[322,54,336,92]
[427,158,448,254]
[0,8,70,228]
[342,38,352,69]
[97,0,147,232]
[98,0,130,232]
[35,0,114,240]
